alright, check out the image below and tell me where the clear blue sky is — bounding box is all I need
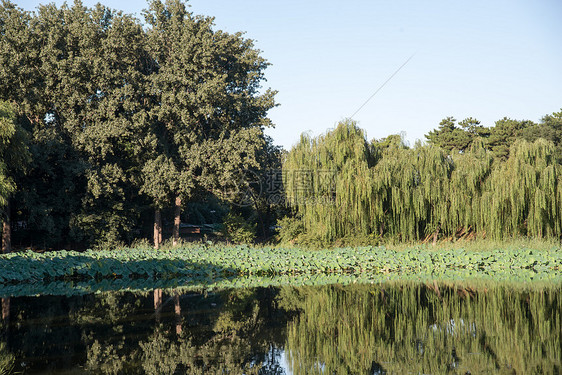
[16,0,562,150]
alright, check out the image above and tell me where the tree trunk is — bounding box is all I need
[154,208,162,249]
[1,297,9,346]
[173,196,181,247]
[432,224,440,247]
[153,289,162,310]
[174,293,182,335]
[2,199,11,254]
[159,217,162,244]
[153,289,162,323]
[1,297,9,321]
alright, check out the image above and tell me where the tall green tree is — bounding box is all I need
[486,117,535,160]
[458,117,490,138]
[0,104,16,208]
[425,117,472,153]
[142,0,276,248]
[0,0,278,249]
[426,117,491,154]
[283,120,377,243]
[520,109,562,163]
[484,139,562,238]
[34,2,152,247]
[0,0,153,247]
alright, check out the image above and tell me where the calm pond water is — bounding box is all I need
[0,283,560,374]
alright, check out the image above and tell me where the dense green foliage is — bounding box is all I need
[0,101,29,206]
[0,0,276,249]
[426,112,562,161]
[222,212,257,244]
[0,102,17,207]
[283,118,562,245]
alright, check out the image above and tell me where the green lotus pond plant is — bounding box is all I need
[0,244,561,297]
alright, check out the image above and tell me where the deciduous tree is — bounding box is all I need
[142,0,276,248]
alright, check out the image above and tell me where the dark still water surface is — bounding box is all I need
[0,283,560,374]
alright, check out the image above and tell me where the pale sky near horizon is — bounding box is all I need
[16,0,562,150]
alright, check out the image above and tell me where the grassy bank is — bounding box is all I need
[380,236,562,252]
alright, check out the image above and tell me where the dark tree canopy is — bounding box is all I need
[425,111,562,162]
[0,0,277,248]
[425,116,473,153]
[0,100,29,206]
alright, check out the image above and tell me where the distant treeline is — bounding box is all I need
[283,114,562,245]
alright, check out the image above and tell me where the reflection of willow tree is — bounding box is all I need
[0,342,14,375]
[5,284,559,374]
[83,288,283,374]
[284,284,561,374]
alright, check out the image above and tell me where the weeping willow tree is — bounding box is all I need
[482,139,562,239]
[282,120,562,243]
[370,142,453,241]
[445,138,494,235]
[283,120,377,243]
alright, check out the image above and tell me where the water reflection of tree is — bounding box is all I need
[2,283,560,374]
[1,287,289,373]
[4,295,86,372]
[283,283,561,374]
[81,287,287,374]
